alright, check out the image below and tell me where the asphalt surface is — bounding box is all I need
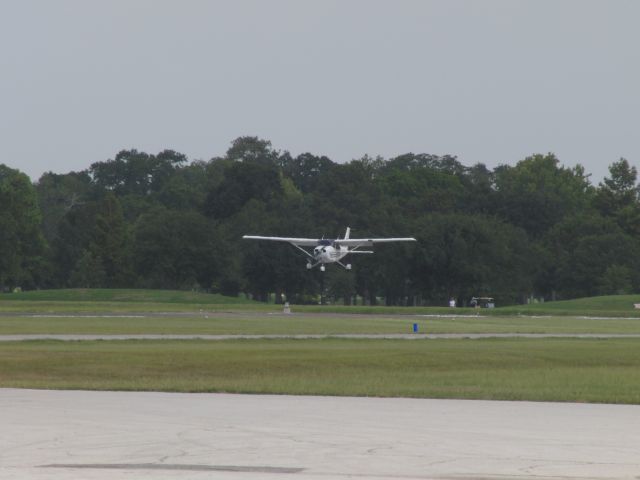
[2,389,640,479]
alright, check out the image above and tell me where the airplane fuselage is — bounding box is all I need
[313,242,349,264]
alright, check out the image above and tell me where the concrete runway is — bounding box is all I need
[2,389,640,479]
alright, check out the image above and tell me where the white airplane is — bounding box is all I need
[243,227,416,271]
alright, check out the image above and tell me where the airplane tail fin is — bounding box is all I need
[344,227,350,240]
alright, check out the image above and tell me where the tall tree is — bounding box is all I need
[84,193,133,287]
[542,213,640,298]
[226,136,279,165]
[36,171,94,243]
[493,154,592,236]
[204,161,284,219]
[25,140,637,305]
[281,153,336,193]
[90,149,187,196]
[411,213,532,305]
[133,207,219,289]
[594,158,640,235]
[0,165,47,290]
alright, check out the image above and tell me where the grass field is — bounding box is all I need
[1,338,640,404]
[0,289,258,304]
[3,289,640,404]
[0,289,269,314]
[2,313,640,334]
[3,289,640,317]
[498,295,640,317]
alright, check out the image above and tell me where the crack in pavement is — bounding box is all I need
[40,463,305,473]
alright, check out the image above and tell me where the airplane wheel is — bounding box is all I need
[346,264,352,270]
[320,265,326,272]
[306,263,312,269]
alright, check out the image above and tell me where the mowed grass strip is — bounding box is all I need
[0,301,274,314]
[0,289,259,304]
[0,289,271,314]
[2,314,640,335]
[2,338,640,404]
[4,289,640,318]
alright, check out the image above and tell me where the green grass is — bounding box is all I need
[2,338,640,404]
[5,289,640,405]
[2,313,640,334]
[299,294,640,317]
[0,288,258,304]
[499,295,640,317]
[0,289,273,314]
[3,289,640,318]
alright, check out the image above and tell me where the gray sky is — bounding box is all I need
[1,0,638,183]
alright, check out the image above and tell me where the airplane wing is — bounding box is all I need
[337,238,416,246]
[243,235,417,247]
[242,236,319,246]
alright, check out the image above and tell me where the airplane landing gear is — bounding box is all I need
[320,265,326,272]
[306,262,312,269]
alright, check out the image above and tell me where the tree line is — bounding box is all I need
[2,136,639,306]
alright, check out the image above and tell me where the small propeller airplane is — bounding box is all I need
[243,227,416,271]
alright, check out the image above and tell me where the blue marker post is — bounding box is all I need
[412,323,418,333]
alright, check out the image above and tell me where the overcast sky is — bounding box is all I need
[1,0,638,183]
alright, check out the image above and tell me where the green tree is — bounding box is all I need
[460,163,495,214]
[204,161,284,219]
[85,193,133,287]
[411,213,532,305]
[541,213,640,299]
[69,249,106,288]
[36,171,94,244]
[90,149,187,196]
[235,197,316,302]
[568,233,640,298]
[281,153,336,193]
[0,165,47,290]
[377,164,464,215]
[493,154,592,236]
[27,141,625,305]
[594,158,640,235]
[155,160,217,211]
[49,200,99,287]
[310,158,382,232]
[326,268,356,305]
[226,136,279,165]
[598,264,633,296]
[133,207,219,289]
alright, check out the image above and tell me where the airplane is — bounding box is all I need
[243,227,416,271]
